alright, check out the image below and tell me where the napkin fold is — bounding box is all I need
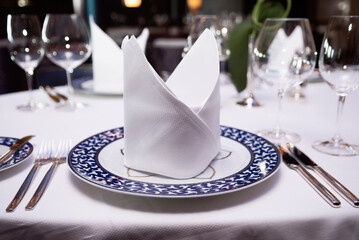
[90,17,149,94]
[122,29,221,179]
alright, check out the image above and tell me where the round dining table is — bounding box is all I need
[0,76,359,240]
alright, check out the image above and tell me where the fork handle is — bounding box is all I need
[25,163,56,210]
[6,164,39,212]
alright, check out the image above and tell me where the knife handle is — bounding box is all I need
[0,150,14,165]
[314,166,359,208]
[6,163,39,212]
[25,162,56,210]
[295,165,341,208]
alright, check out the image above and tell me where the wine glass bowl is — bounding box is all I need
[7,14,46,111]
[253,18,317,144]
[183,15,229,61]
[313,16,359,156]
[42,14,92,111]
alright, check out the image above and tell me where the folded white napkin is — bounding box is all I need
[267,26,304,72]
[122,29,221,179]
[90,17,149,94]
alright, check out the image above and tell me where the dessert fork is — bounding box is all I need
[25,139,71,210]
[6,141,53,212]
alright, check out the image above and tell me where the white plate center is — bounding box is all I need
[98,137,251,184]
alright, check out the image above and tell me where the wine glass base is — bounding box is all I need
[17,102,48,111]
[257,129,301,144]
[312,140,359,156]
[55,101,87,111]
[237,95,261,108]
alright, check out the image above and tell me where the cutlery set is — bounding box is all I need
[3,135,358,210]
[280,143,359,208]
[5,139,71,212]
[40,85,68,103]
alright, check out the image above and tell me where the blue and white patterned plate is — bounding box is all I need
[68,126,280,198]
[0,137,33,172]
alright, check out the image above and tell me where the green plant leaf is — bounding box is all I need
[228,0,292,93]
[228,20,254,92]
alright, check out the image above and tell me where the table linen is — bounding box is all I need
[0,80,359,240]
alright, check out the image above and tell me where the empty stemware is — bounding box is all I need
[42,14,92,111]
[313,16,359,156]
[7,14,47,111]
[253,18,317,144]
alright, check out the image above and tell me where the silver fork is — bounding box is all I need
[25,139,71,210]
[6,141,53,212]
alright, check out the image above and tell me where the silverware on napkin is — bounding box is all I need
[279,146,341,208]
[0,135,34,166]
[287,142,359,208]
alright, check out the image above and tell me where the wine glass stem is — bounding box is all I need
[25,70,35,109]
[333,95,346,145]
[245,34,255,96]
[66,69,75,107]
[275,90,285,138]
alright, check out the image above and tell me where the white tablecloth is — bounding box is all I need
[1,80,359,240]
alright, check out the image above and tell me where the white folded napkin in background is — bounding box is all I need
[267,26,304,72]
[90,17,149,94]
[122,29,221,179]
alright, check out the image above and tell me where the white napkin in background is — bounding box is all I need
[122,29,221,179]
[267,26,304,72]
[90,17,149,94]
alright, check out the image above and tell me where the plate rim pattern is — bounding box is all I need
[0,136,33,171]
[68,126,280,198]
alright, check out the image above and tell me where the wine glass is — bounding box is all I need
[182,15,230,85]
[253,18,317,144]
[313,16,359,156]
[7,14,46,111]
[183,15,229,61]
[42,14,92,111]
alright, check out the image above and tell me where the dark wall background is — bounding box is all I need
[0,0,358,94]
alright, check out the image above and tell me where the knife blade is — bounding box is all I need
[279,146,341,208]
[287,142,359,208]
[0,135,35,165]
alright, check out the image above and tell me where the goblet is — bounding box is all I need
[183,15,229,61]
[7,14,46,111]
[42,14,92,111]
[253,18,317,144]
[183,15,230,86]
[313,16,359,156]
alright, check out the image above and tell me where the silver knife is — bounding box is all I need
[287,142,359,208]
[279,146,341,208]
[0,135,34,165]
